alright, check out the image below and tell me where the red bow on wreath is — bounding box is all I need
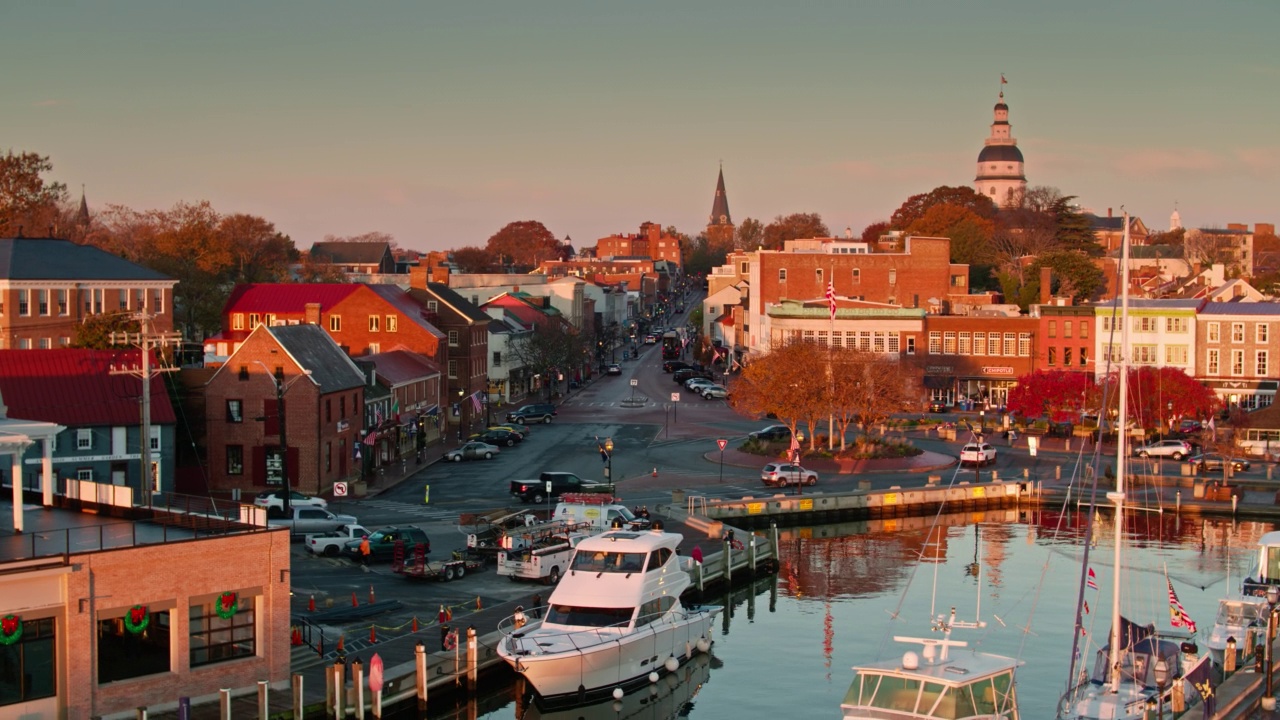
[124,605,150,634]
[216,591,239,620]
[0,613,21,646]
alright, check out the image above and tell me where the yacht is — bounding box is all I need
[1205,530,1280,667]
[498,527,720,703]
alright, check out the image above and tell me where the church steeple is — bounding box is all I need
[706,165,735,247]
[76,185,90,227]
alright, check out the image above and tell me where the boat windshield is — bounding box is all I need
[844,672,1010,719]
[571,550,647,573]
[1215,599,1268,625]
[545,604,633,628]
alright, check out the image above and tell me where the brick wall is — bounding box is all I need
[757,237,954,309]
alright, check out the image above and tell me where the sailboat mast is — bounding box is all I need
[1108,210,1133,693]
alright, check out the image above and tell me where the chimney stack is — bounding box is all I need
[1040,267,1053,305]
[1107,208,1113,218]
[304,302,322,325]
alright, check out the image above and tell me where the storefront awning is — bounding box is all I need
[923,376,954,390]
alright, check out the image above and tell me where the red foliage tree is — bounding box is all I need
[1007,370,1094,422]
[1094,366,1222,432]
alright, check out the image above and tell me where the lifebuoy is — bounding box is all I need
[444,630,458,651]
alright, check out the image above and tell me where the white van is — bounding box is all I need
[553,494,649,531]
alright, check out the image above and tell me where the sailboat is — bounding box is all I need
[1058,213,1213,720]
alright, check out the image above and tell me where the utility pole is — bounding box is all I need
[110,314,181,506]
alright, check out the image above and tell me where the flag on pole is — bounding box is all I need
[1000,74,1007,85]
[1167,576,1197,632]
[1086,567,1098,590]
[470,391,483,413]
[826,280,837,321]
[1083,600,1089,615]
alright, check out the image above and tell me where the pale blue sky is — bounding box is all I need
[6,2,1277,252]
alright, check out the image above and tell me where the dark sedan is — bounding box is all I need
[475,429,522,447]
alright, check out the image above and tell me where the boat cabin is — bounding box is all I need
[542,530,684,632]
[841,658,1018,719]
[1088,638,1182,689]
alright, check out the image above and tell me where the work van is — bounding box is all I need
[552,494,649,531]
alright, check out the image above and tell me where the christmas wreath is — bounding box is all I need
[0,614,21,646]
[215,591,239,620]
[124,605,150,635]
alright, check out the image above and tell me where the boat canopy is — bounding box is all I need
[842,668,1018,719]
[1088,638,1183,690]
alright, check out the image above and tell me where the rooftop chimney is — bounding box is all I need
[1107,208,1112,218]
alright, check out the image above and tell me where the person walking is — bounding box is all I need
[358,535,372,566]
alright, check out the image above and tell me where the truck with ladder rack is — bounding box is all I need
[391,541,486,582]
[496,495,649,584]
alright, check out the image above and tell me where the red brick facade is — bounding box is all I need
[593,222,682,266]
[1037,305,1096,375]
[918,315,1040,408]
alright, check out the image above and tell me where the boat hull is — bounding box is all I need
[500,608,720,700]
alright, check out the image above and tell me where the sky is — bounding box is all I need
[6,1,1278,253]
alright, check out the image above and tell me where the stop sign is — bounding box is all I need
[368,653,384,692]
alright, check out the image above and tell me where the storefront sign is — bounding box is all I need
[980,366,1014,375]
[926,366,954,374]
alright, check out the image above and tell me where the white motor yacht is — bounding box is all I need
[498,527,721,702]
[1205,530,1280,667]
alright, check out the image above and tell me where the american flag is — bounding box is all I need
[1087,567,1098,590]
[826,280,837,321]
[1167,577,1197,633]
[470,392,483,413]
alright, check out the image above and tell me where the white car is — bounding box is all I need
[761,463,818,487]
[1134,439,1192,460]
[960,443,997,467]
[685,377,717,392]
[701,385,728,399]
[306,523,370,556]
[254,489,327,514]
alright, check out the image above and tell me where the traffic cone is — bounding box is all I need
[412,616,419,633]
[652,467,658,477]
[308,595,316,612]
[369,585,376,605]
[370,625,377,643]
[351,591,358,607]
[446,606,453,622]
[337,635,345,653]
[291,627,302,646]
[476,596,483,611]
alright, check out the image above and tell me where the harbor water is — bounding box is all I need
[427,508,1274,720]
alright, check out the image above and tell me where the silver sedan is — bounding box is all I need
[444,441,500,462]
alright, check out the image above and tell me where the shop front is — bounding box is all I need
[1204,379,1277,412]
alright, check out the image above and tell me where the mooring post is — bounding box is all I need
[293,673,304,720]
[723,539,732,582]
[467,626,479,688]
[257,680,269,719]
[748,534,757,571]
[219,689,232,720]
[352,659,365,720]
[332,661,345,719]
[415,642,428,708]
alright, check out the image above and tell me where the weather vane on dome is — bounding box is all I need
[999,73,1007,99]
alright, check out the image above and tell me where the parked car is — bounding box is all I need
[673,368,712,384]
[254,489,327,517]
[269,507,358,537]
[1133,439,1192,460]
[508,403,557,424]
[476,429,521,447]
[701,385,729,399]
[489,422,529,436]
[1179,419,1204,433]
[761,463,818,487]
[663,360,693,373]
[749,424,794,443]
[960,443,998,467]
[606,363,622,375]
[305,523,370,556]
[344,526,430,563]
[445,441,500,462]
[685,377,717,391]
[1189,453,1251,472]
[644,334,658,344]
[928,401,950,413]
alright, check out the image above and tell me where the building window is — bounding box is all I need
[928,332,941,354]
[37,338,50,349]
[943,332,956,355]
[448,331,459,347]
[386,315,398,332]
[887,334,900,353]
[1048,321,1056,338]
[326,442,332,472]
[1136,317,1158,333]
[1102,316,1113,332]
[493,351,502,366]
[1258,350,1269,377]
[1207,349,1220,375]
[226,400,243,423]
[37,289,48,315]
[987,333,1000,356]
[958,333,971,355]
[1166,317,1187,333]
[330,315,341,332]
[1166,345,1189,365]
[889,269,897,285]
[57,289,68,315]
[1232,349,1245,376]
[1259,324,1270,344]
[98,609,171,682]
[1208,322,1221,343]
[368,315,380,332]
[1048,347,1057,366]
[0,616,56,705]
[238,365,250,381]
[1018,333,1031,356]
[448,359,457,379]
[778,269,787,281]
[873,333,886,354]
[248,313,260,328]
[1232,323,1245,343]
[189,597,255,668]
[1064,347,1073,366]
[264,313,277,326]
[325,399,332,423]
[816,268,823,284]
[153,289,163,313]
[1133,344,1158,364]
[851,268,861,284]
[18,290,29,316]
[340,395,347,419]
[1080,322,1088,339]
[1002,333,1015,356]
[226,445,243,475]
[232,314,244,330]
[367,342,380,354]
[906,337,916,355]
[76,429,92,450]
[972,332,985,356]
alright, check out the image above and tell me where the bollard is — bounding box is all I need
[292,673,305,720]
[1176,491,1181,515]
[1055,465,1061,480]
[325,659,335,717]
[257,680,268,719]
[352,659,365,720]
[991,470,998,482]
[137,708,147,720]
[1233,495,1238,517]
[219,689,232,720]
[415,642,428,708]
[1065,438,1071,452]
[1226,637,1237,673]
[467,625,479,688]
[332,660,345,720]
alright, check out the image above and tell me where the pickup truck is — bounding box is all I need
[498,528,593,585]
[268,507,358,538]
[510,471,612,504]
[960,443,998,467]
[304,523,369,556]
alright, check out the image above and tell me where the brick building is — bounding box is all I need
[205,283,446,369]
[1,503,289,719]
[1195,302,1280,411]
[360,350,444,464]
[204,324,365,496]
[308,240,396,276]
[0,237,177,349]
[1036,304,1096,375]
[407,283,491,440]
[593,222,683,267]
[919,314,1040,409]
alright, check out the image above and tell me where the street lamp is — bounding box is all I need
[254,361,312,518]
[457,387,466,442]
[598,437,614,489]
[1265,584,1280,711]
[1153,658,1168,719]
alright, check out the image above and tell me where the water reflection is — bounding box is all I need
[417,511,1274,720]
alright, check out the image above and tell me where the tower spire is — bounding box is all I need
[705,165,735,247]
[76,184,90,227]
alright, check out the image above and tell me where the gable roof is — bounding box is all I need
[363,284,446,338]
[223,283,362,314]
[412,283,491,323]
[363,350,441,385]
[268,325,365,393]
[0,349,176,426]
[1199,301,1280,316]
[0,238,173,282]
[309,241,392,264]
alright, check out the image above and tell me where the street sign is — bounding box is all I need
[631,379,638,386]
[333,482,348,497]
[1027,436,1038,457]
[717,438,728,451]
[671,393,680,402]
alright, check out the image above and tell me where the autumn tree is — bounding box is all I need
[682,234,725,277]
[1007,370,1093,422]
[728,338,829,452]
[219,213,295,284]
[890,186,996,230]
[830,350,922,447]
[1184,229,1241,271]
[485,221,563,269]
[761,213,829,251]
[735,217,763,250]
[451,245,497,273]
[906,203,996,267]
[1091,366,1221,433]
[0,150,68,237]
[504,317,588,400]
[998,251,1105,309]
[860,220,890,244]
[72,313,142,349]
[1147,227,1186,247]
